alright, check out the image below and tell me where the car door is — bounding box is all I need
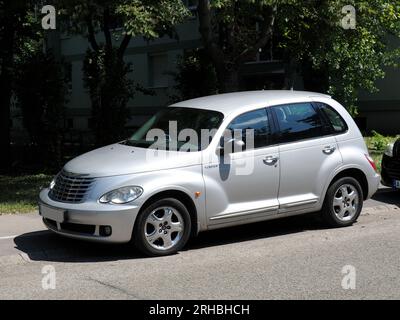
[271,102,342,213]
[203,108,280,225]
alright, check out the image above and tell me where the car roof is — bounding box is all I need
[171,90,331,116]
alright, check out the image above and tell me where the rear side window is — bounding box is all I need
[272,103,325,143]
[317,103,348,134]
[227,108,270,150]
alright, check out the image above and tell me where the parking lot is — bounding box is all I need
[0,188,399,299]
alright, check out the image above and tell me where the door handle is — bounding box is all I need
[322,145,336,155]
[263,156,279,165]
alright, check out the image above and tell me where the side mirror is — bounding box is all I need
[216,138,245,156]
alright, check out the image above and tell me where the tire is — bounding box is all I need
[133,198,192,256]
[321,177,363,227]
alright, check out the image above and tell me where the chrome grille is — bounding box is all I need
[49,170,95,203]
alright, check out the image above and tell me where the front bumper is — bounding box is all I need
[39,188,140,243]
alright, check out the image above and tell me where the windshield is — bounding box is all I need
[123,107,224,151]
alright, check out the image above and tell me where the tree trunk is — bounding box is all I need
[197,0,277,94]
[283,58,297,90]
[0,21,15,172]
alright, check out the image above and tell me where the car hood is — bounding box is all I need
[63,143,202,177]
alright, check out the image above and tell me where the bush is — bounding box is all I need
[366,131,398,152]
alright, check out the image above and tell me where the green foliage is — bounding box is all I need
[198,0,400,110]
[14,50,70,169]
[58,0,189,41]
[169,49,218,103]
[276,0,400,115]
[366,131,399,151]
[118,0,190,38]
[83,48,133,146]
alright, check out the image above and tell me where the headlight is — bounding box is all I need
[99,186,143,204]
[384,143,394,157]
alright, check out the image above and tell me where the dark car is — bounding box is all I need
[381,138,400,190]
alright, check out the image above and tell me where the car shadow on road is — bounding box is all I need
[13,213,324,263]
[187,214,324,251]
[371,189,400,205]
[13,231,141,263]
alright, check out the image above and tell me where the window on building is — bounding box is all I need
[149,53,169,88]
[273,103,325,143]
[227,108,271,150]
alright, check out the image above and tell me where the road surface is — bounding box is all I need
[0,188,399,299]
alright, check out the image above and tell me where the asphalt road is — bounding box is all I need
[0,188,399,299]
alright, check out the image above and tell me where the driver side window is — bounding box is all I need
[227,108,271,151]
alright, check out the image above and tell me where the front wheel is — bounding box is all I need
[133,198,192,256]
[321,177,363,227]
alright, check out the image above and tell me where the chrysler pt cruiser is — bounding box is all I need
[39,91,380,256]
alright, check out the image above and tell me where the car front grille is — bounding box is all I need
[49,170,95,203]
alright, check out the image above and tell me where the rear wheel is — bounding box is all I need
[133,198,191,256]
[321,177,363,227]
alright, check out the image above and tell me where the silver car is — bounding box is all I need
[39,91,380,256]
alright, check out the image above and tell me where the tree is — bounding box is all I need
[197,0,278,93]
[0,1,33,172]
[58,0,189,145]
[197,0,400,113]
[83,47,134,145]
[168,48,218,103]
[276,0,400,114]
[14,50,69,169]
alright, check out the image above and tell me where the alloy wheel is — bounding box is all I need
[332,184,359,222]
[144,206,184,251]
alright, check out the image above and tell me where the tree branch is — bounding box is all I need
[237,5,277,64]
[118,33,132,56]
[103,7,112,50]
[86,15,99,51]
[197,0,225,69]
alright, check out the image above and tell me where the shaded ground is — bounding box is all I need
[0,174,52,214]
